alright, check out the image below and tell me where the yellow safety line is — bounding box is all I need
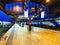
[3,27,13,45]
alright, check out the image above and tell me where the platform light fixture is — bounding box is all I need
[24,9,28,18]
[13,6,20,12]
[31,7,35,11]
[39,8,44,12]
[46,0,50,3]
[16,6,20,12]
[41,11,45,18]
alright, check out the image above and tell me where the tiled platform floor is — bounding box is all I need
[0,24,60,45]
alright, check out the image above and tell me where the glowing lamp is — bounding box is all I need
[16,6,20,12]
[39,8,43,12]
[13,6,20,12]
[31,8,35,11]
[46,0,50,3]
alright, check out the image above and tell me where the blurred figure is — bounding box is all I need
[22,22,24,27]
[28,21,32,31]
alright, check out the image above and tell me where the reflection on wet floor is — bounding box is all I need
[12,24,60,45]
[0,24,60,45]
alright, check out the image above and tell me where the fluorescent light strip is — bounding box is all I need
[41,11,45,18]
[24,9,28,18]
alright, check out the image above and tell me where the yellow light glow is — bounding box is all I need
[46,0,50,3]
[13,6,20,12]
[13,0,23,2]
[31,8,35,10]
[16,6,20,12]
[31,8,35,11]
[39,8,43,12]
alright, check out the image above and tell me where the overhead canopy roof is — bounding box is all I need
[0,0,60,17]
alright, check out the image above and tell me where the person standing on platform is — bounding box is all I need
[28,21,32,31]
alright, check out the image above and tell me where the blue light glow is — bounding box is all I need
[6,4,9,10]
[5,2,47,18]
[9,3,13,10]
[0,10,13,22]
[6,2,23,11]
